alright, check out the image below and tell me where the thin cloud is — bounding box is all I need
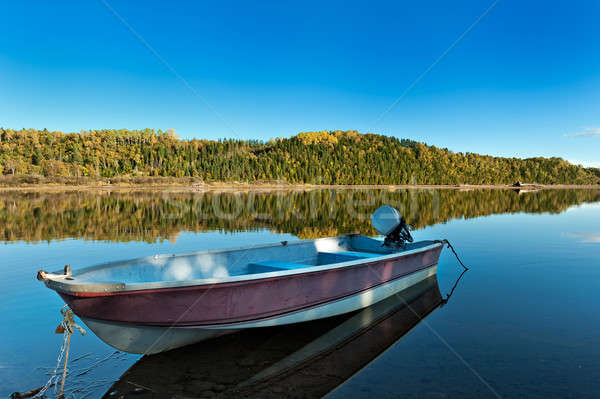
[564,232,600,243]
[568,160,600,168]
[564,127,600,138]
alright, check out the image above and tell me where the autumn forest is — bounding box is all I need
[0,128,598,185]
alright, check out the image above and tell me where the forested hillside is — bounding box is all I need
[0,128,597,185]
[587,167,600,180]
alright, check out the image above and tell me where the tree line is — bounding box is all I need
[0,128,598,185]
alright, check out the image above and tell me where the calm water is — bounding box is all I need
[1,189,599,398]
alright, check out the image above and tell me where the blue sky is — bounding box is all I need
[1,1,599,166]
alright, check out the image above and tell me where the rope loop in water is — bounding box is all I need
[436,239,469,270]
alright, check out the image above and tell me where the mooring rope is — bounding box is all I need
[32,326,68,398]
[22,305,87,399]
[436,239,469,270]
[441,268,468,305]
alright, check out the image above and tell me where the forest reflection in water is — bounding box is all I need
[1,188,599,243]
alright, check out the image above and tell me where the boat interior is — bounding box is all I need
[72,235,436,284]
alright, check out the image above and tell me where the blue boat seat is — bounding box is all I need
[323,251,382,258]
[317,250,382,264]
[248,260,310,274]
[248,251,384,274]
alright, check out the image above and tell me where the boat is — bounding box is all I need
[102,273,460,398]
[37,206,447,354]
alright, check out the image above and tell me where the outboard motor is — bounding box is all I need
[371,206,414,248]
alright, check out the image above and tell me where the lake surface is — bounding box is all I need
[1,188,599,398]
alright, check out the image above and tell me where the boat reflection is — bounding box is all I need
[103,273,464,398]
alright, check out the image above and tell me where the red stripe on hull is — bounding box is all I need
[59,246,442,326]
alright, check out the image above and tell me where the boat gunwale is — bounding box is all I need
[43,236,443,295]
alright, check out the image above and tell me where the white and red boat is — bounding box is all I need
[38,206,446,354]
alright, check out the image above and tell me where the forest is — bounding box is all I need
[0,128,598,185]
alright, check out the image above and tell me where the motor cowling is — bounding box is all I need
[371,206,413,247]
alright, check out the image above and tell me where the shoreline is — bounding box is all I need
[0,182,598,193]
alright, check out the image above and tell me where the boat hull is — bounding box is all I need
[80,265,437,354]
[59,243,442,328]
